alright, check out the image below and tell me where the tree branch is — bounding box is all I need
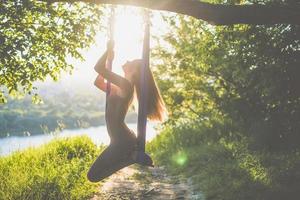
[41,0,300,25]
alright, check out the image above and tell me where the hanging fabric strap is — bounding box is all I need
[137,10,150,153]
[105,7,115,107]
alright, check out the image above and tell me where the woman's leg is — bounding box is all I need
[87,143,135,182]
[87,130,137,182]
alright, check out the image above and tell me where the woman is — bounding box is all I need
[87,42,167,182]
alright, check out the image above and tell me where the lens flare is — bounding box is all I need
[172,151,188,166]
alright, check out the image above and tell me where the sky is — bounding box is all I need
[39,7,169,92]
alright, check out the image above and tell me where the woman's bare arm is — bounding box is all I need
[94,45,133,94]
[94,51,108,74]
[94,75,107,92]
[99,68,133,94]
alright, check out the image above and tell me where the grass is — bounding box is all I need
[0,136,104,200]
[147,123,300,200]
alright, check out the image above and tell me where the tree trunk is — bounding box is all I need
[43,0,300,25]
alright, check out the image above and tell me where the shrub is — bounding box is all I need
[0,136,103,200]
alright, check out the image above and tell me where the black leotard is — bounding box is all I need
[105,84,135,144]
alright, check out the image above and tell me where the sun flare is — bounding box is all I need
[61,7,167,88]
[107,7,145,75]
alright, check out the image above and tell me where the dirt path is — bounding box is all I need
[91,165,203,200]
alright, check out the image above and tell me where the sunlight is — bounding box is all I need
[112,7,145,75]
[49,6,169,95]
[109,7,169,75]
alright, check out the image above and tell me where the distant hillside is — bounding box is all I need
[0,84,137,137]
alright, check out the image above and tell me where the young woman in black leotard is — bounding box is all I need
[87,42,166,182]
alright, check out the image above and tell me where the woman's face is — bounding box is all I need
[122,60,139,80]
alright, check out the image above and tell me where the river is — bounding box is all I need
[0,123,158,156]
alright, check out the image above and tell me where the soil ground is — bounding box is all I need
[91,165,204,200]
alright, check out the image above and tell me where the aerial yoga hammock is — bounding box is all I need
[88,8,166,182]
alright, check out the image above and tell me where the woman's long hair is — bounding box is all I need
[130,59,167,122]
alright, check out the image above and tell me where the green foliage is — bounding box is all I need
[154,15,300,150]
[149,5,300,199]
[0,136,103,200]
[0,0,103,102]
[148,122,300,200]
